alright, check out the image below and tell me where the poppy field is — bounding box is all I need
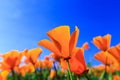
[0,26,120,80]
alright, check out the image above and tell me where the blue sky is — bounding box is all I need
[0,0,120,65]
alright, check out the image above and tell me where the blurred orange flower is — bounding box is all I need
[108,44,120,62]
[34,60,42,68]
[113,75,120,80]
[49,70,56,79]
[94,51,119,68]
[0,50,24,72]
[93,64,115,73]
[0,70,9,80]
[41,56,53,69]
[16,64,35,77]
[93,34,111,51]
[17,65,27,77]
[24,48,42,65]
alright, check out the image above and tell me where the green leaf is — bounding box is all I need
[99,71,105,80]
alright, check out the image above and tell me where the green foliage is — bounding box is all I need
[6,65,120,80]
[6,69,120,80]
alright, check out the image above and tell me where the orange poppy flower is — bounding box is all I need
[82,42,90,50]
[38,26,79,59]
[16,64,35,77]
[49,70,56,79]
[0,50,24,72]
[16,65,27,77]
[107,44,120,71]
[60,48,87,75]
[24,48,42,65]
[108,44,120,62]
[34,60,42,68]
[93,65,115,73]
[41,56,53,69]
[113,75,120,80]
[90,66,103,76]
[94,51,119,68]
[70,48,87,74]
[93,34,111,51]
[27,64,35,73]
[0,70,9,80]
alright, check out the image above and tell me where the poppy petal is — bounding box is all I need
[47,26,70,58]
[69,26,79,56]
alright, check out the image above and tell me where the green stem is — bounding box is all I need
[77,76,79,80]
[85,74,90,80]
[17,74,21,80]
[66,60,73,80]
[12,70,17,80]
[35,70,39,80]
